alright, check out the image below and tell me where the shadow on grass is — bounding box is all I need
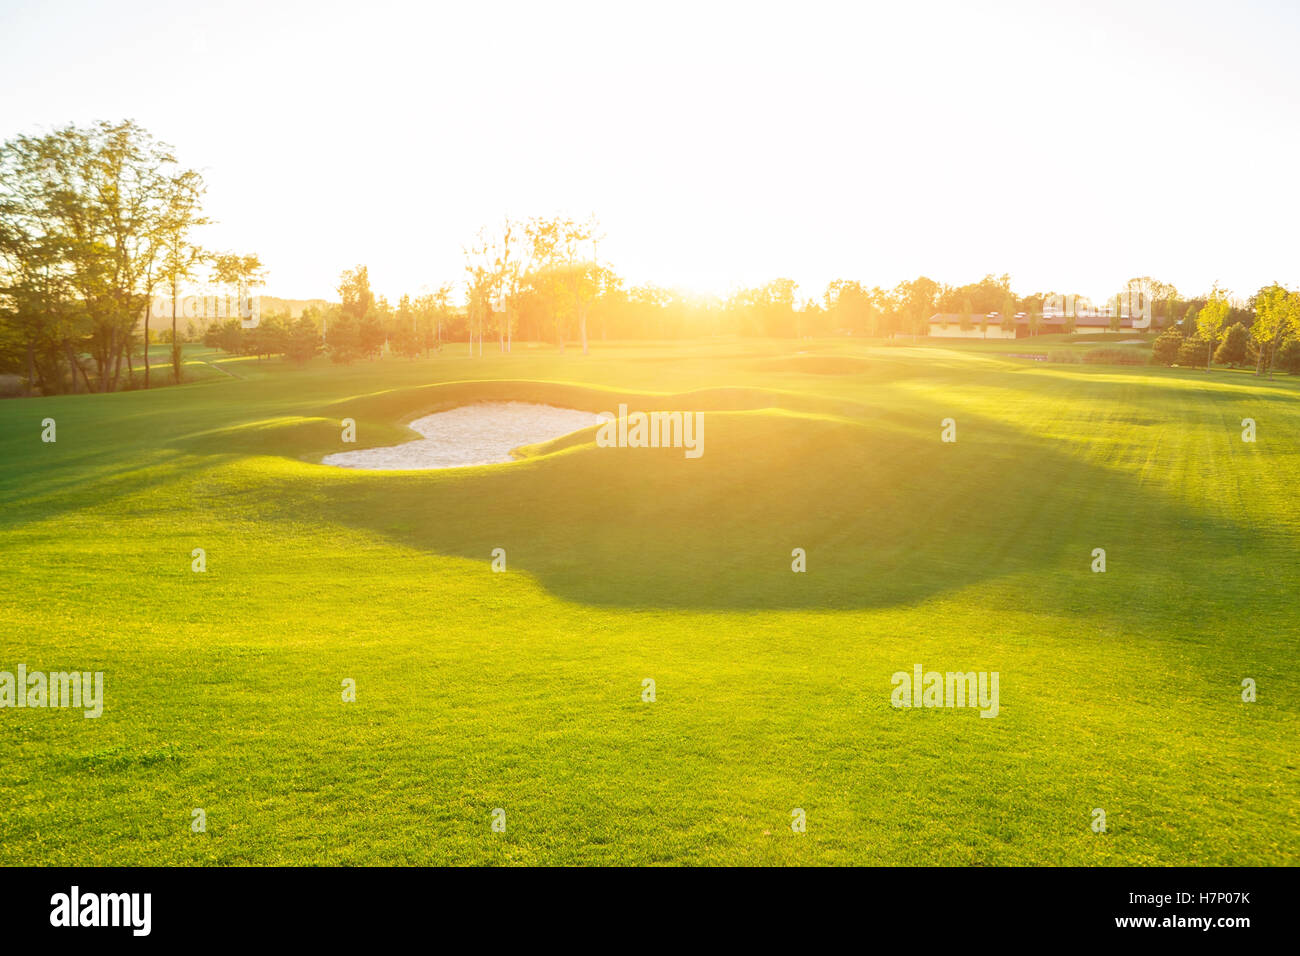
[245,380,1266,612]
[6,374,1277,615]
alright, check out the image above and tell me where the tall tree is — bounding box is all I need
[1198,284,1232,370]
[210,252,266,317]
[560,217,600,354]
[144,169,205,388]
[158,217,206,384]
[1001,292,1018,337]
[0,121,206,393]
[0,144,78,394]
[338,265,374,322]
[495,218,523,353]
[523,217,564,351]
[69,122,196,390]
[462,233,496,357]
[1252,283,1300,377]
[895,276,940,339]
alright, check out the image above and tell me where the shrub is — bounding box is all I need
[1082,348,1146,365]
[1153,330,1183,366]
[1176,337,1209,368]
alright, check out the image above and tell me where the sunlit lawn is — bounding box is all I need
[0,339,1296,864]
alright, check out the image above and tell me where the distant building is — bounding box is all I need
[926,313,1017,339]
[927,311,1135,339]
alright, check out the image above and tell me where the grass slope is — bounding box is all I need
[0,340,1296,865]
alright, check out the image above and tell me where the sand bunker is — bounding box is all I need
[322,402,611,470]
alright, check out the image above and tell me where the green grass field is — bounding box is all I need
[1,339,1296,865]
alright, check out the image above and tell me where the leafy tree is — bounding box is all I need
[390,321,421,359]
[1213,321,1249,367]
[895,276,940,338]
[326,313,364,365]
[824,280,875,335]
[494,218,525,352]
[1163,291,1181,330]
[211,252,265,298]
[359,314,385,359]
[937,273,1011,315]
[520,219,563,350]
[1028,307,1043,337]
[246,313,288,359]
[0,120,207,393]
[1121,277,1172,331]
[84,123,203,390]
[997,293,1016,336]
[1251,283,1300,377]
[158,212,207,384]
[556,217,601,353]
[0,147,78,394]
[209,251,266,350]
[462,237,495,357]
[338,265,374,322]
[1275,337,1300,374]
[283,316,322,365]
[146,169,206,388]
[1197,285,1231,370]
[203,317,242,354]
[414,285,452,354]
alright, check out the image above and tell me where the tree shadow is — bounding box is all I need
[280,392,1268,613]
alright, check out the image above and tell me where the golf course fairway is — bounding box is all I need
[1,338,1295,866]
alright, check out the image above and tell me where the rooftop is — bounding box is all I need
[929,312,1134,327]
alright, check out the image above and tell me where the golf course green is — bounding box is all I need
[1,337,1296,865]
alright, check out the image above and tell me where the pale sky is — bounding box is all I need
[2,0,1298,305]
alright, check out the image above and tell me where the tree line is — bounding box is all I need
[221,261,1299,379]
[4,121,1299,394]
[1149,283,1300,375]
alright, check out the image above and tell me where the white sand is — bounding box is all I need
[321,402,611,470]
